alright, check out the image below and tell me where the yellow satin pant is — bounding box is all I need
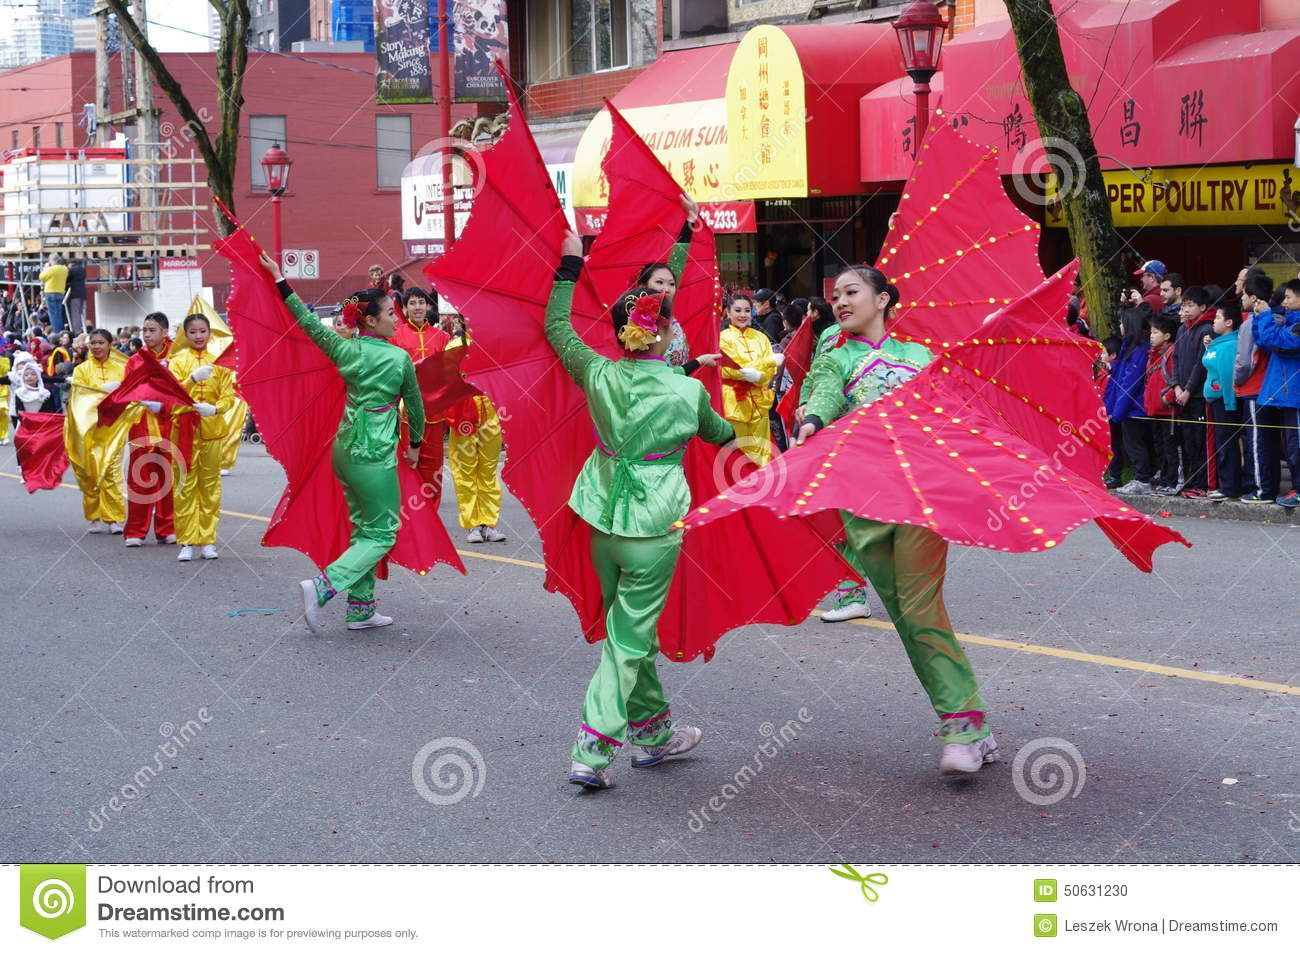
[72,437,125,524]
[448,400,502,529]
[729,414,773,465]
[172,439,223,545]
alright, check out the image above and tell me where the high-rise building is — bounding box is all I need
[0,0,93,69]
[249,0,311,52]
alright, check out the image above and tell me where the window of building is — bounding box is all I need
[268,28,276,49]
[55,123,63,148]
[527,0,655,83]
[249,115,287,188]
[11,130,19,150]
[376,114,411,189]
[32,126,40,148]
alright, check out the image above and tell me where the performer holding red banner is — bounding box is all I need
[391,287,451,506]
[123,312,178,546]
[64,329,130,534]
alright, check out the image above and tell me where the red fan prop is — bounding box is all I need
[683,264,1189,571]
[882,115,1047,346]
[97,347,198,465]
[213,207,465,580]
[13,412,69,492]
[414,346,480,422]
[426,71,855,661]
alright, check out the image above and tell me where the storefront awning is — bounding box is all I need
[573,23,904,233]
[861,0,1300,186]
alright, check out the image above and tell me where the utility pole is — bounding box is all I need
[132,0,158,243]
[93,1,111,146]
[439,0,454,255]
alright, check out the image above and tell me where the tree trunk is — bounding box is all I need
[1002,0,1125,339]
[104,0,249,236]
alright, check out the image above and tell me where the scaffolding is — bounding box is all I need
[0,146,208,318]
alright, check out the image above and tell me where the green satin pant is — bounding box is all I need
[572,529,681,770]
[321,442,400,605]
[839,515,988,744]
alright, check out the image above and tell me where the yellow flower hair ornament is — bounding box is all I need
[618,292,666,352]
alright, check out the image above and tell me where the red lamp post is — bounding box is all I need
[893,1,948,157]
[259,142,293,265]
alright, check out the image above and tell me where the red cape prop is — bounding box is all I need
[97,347,198,465]
[683,265,1189,572]
[881,115,1047,347]
[414,347,481,422]
[13,412,69,492]
[775,315,815,431]
[213,214,464,580]
[426,73,855,662]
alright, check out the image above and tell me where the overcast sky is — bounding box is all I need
[146,0,213,52]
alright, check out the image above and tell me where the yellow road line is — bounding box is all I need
[5,470,1296,696]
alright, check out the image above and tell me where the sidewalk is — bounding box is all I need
[1117,492,1298,525]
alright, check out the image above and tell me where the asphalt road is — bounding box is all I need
[1,441,1297,863]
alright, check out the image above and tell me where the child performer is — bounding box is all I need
[391,287,450,506]
[65,328,128,533]
[258,253,425,633]
[547,231,735,790]
[446,326,507,544]
[169,313,235,561]
[123,311,176,546]
[795,265,996,776]
[719,292,779,464]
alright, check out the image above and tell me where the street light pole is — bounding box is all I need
[439,0,455,255]
[260,143,293,267]
[893,1,948,159]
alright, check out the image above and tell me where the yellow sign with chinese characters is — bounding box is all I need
[572,98,731,209]
[725,25,808,199]
[1045,162,1300,228]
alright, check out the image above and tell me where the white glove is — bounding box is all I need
[141,400,163,414]
[101,380,121,393]
[740,367,762,384]
[159,359,168,368]
[773,352,786,367]
[189,364,213,383]
[194,402,217,418]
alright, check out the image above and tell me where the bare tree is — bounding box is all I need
[103,0,251,236]
[1001,0,1126,338]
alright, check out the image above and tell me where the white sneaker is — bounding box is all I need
[347,612,393,631]
[567,761,615,789]
[108,522,124,534]
[87,520,107,534]
[0,438,9,445]
[939,735,999,775]
[298,579,324,635]
[631,726,703,767]
[220,468,232,476]
[176,545,194,562]
[1116,479,1152,495]
[162,534,177,544]
[200,544,219,560]
[466,526,484,544]
[480,525,506,542]
[123,537,144,548]
[821,587,872,622]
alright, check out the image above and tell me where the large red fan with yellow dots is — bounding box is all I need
[682,264,1188,570]
[882,113,1047,348]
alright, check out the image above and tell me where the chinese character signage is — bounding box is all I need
[376,0,433,104]
[725,25,808,199]
[451,0,508,102]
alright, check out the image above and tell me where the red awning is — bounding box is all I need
[861,0,1300,184]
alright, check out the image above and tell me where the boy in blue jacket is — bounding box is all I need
[1203,298,1242,499]
[1254,278,1300,507]
[1106,314,1153,495]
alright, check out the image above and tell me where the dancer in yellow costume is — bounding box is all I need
[719,293,779,464]
[446,326,507,544]
[65,328,130,532]
[169,312,235,562]
[0,352,10,444]
[171,296,246,476]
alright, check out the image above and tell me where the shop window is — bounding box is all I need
[249,115,286,189]
[376,114,412,189]
[527,0,655,83]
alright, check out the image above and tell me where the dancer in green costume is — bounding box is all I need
[546,231,735,790]
[795,264,996,775]
[258,252,425,633]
